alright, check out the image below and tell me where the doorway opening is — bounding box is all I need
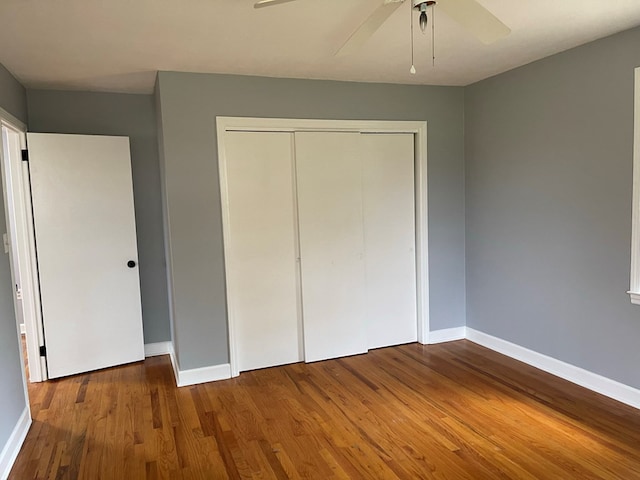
[0,110,46,395]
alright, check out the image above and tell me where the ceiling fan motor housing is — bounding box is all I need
[413,0,436,9]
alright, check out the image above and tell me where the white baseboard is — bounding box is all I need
[0,407,31,480]
[427,327,467,344]
[166,346,231,387]
[174,362,232,388]
[144,341,173,357]
[466,328,640,410]
[148,329,640,408]
[168,348,180,386]
[19,323,25,335]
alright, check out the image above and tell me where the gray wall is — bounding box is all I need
[0,63,27,123]
[0,64,28,461]
[27,90,171,344]
[154,78,179,361]
[156,72,466,370]
[0,199,26,460]
[465,26,640,388]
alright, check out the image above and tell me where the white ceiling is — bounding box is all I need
[0,0,639,94]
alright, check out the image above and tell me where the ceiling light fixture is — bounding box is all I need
[411,0,436,74]
[419,10,428,32]
[415,1,435,33]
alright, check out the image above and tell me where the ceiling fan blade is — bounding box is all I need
[437,0,510,44]
[254,0,300,9]
[335,1,405,57]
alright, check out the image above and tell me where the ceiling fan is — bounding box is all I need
[254,0,510,56]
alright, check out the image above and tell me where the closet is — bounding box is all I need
[221,124,419,374]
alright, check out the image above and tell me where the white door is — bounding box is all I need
[295,132,368,363]
[27,133,144,379]
[223,131,303,372]
[362,133,417,349]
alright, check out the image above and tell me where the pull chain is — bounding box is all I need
[431,3,435,66]
[410,3,416,74]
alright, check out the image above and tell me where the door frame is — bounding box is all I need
[0,108,46,383]
[216,117,429,378]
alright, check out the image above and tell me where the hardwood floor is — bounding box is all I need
[9,340,640,479]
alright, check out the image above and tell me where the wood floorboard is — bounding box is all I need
[10,340,640,479]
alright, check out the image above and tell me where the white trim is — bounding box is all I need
[466,328,640,410]
[0,407,31,480]
[20,142,46,381]
[0,108,25,133]
[168,346,180,385]
[0,121,46,383]
[427,326,466,344]
[629,291,640,305]
[216,120,239,377]
[144,341,173,357]
[174,362,231,387]
[216,117,429,377]
[413,123,430,345]
[217,116,427,134]
[21,151,47,382]
[19,323,25,335]
[629,67,640,303]
[164,342,231,387]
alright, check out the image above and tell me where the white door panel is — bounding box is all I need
[362,134,417,349]
[28,133,144,379]
[295,132,368,363]
[224,131,302,372]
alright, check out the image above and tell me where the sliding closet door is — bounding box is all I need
[223,131,302,372]
[295,132,368,362]
[362,134,417,349]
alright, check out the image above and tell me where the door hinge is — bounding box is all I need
[21,149,29,162]
[39,345,46,357]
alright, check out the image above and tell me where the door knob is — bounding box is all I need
[127,260,137,268]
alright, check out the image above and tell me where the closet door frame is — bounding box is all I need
[217,117,429,378]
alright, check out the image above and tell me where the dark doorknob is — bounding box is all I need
[127,260,137,268]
